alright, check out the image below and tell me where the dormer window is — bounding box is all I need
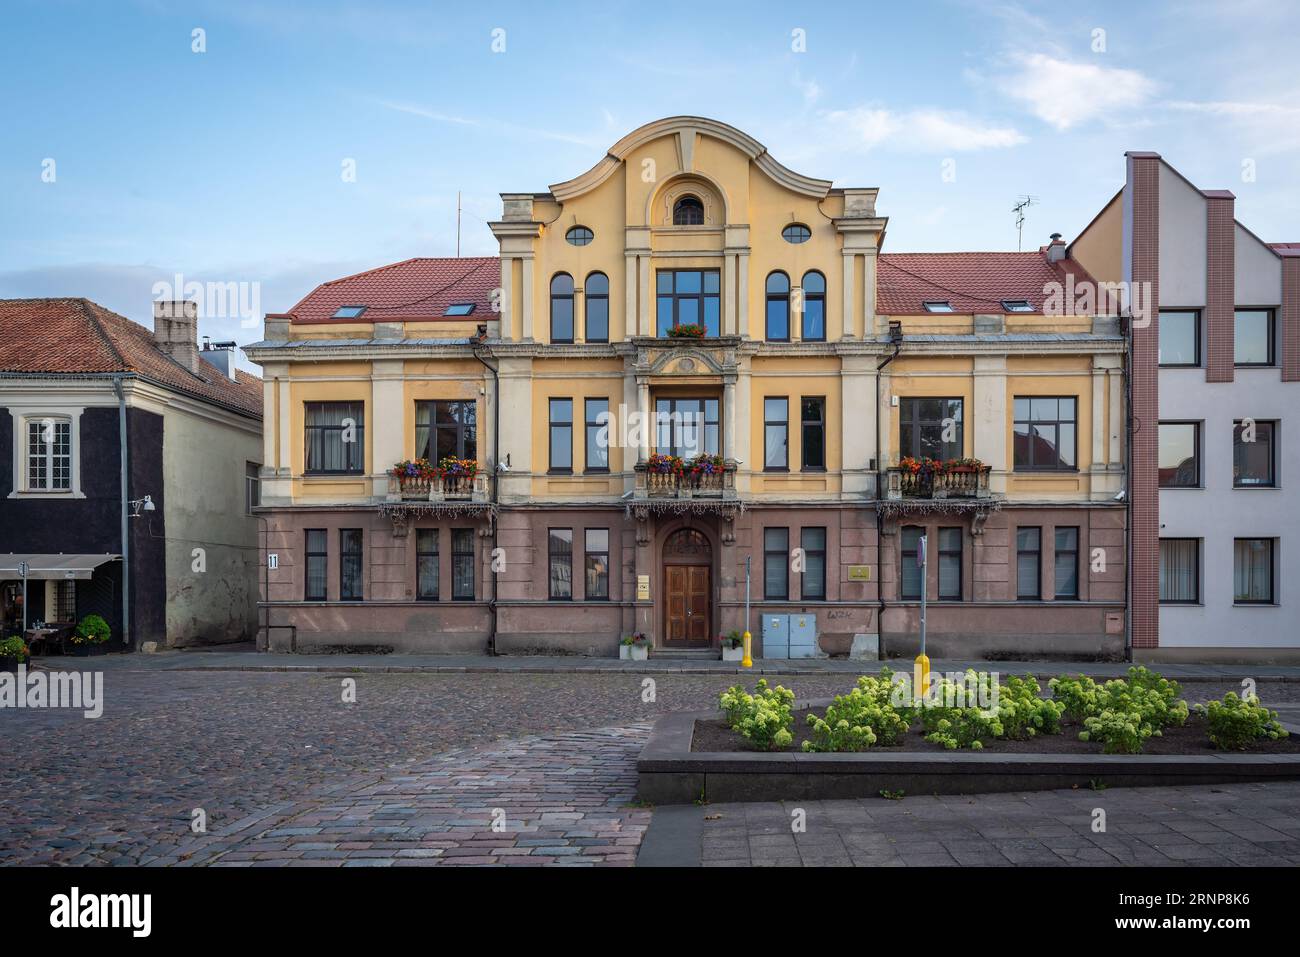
[922,301,954,313]
[1002,300,1034,313]
[332,305,367,319]
[444,303,475,316]
[672,195,704,225]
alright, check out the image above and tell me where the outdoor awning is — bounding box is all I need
[0,554,120,580]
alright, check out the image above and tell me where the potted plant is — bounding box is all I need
[69,614,111,657]
[943,457,985,473]
[666,323,706,339]
[622,632,651,661]
[0,636,29,672]
[720,630,744,662]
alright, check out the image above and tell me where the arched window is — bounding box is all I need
[765,271,790,341]
[550,273,574,343]
[673,195,705,225]
[801,271,826,341]
[585,272,609,343]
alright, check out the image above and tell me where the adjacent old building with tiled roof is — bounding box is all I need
[1,297,263,649]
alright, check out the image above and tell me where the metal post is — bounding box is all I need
[742,556,752,668]
[916,534,930,693]
[18,561,29,634]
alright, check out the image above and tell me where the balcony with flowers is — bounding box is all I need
[886,456,992,500]
[634,453,736,499]
[387,457,488,503]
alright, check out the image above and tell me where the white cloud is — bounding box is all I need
[824,107,1026,152]
[998,53,1157,130]
[793,70,821,105]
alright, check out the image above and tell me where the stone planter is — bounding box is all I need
[630,644,649,661]
[619,644,632,660]
[721,644,744,662]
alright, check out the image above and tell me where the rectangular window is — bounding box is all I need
[416,529,439,601]
[938,527,962,601]
[900,526,923,601]
[801,397,825,470]
[1159,538,1199,604]
[305,401,364,474]
[452,528,475,600]
[1013,397,1077,471]
[1233,420,1276,487]
[764,397,789,470]
[339,528,363,601]
[1234,539,1274,604]
[26,419,72,491]
[52,579,76,622]
[801,527,826,599]
[654,397,720,457]
[1158,310,1200,366]
[900,398,964,461]
[1234,309,1274,366]
[656,269,721,337]
[763,527,789,600]
[1158,422,1200,488]
[585,529,610,600]
[245,462,260,515]
[1016,527,1041,600]
[549,398,573,472]
[305,529,327,601]
[415,400,477,463]
[585,398,610,472]
[548,528,573,600]
[1054,527,1080,600]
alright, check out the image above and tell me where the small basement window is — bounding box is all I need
[444,303,475,316]
[332,305,367,319]
[922,301,954,313]
[1002,300,1034,312]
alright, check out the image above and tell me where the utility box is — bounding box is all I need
[762,614,789,659]
[789,613,819,658]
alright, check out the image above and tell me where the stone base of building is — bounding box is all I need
[1134,646,1300,666]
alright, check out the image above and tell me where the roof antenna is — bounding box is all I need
[456,190,462,258]
[1012,195,1038,251]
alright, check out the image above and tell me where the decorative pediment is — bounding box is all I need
[644,345,728,376]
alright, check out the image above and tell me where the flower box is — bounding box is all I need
[722,644,744,662]
[630,644,649,661]
[619,644,631,661]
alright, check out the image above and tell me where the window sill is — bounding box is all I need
[8,489,85,500]
[1233,601,1277,608]
[1159,485,1204,490]
[547,469,574,476]
[1233,483,1277,490]
[303,472,365,479]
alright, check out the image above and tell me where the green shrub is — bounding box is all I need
[1194,692,1290,750]
[918,670,1003,750]
[802,672,910,752]
[718,678,795,751]
[997,675,1064,740]
[1053,666,1188,754]
[0,636,29,659]
[72,614,111,645]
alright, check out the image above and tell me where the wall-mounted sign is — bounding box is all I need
[636,575,650,600]
[847,565,872,581]
[267,554,279,570]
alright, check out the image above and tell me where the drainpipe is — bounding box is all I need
[1123,318,1134,663]
[471,329,500,656]
[873,323,904,654]
[113,375,131,648]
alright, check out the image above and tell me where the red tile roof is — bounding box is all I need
[878,251,1103,316]
[285,256,498,324]
[0,298,262,418]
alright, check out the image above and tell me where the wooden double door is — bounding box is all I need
[664,564,711,645]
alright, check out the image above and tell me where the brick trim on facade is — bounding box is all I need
[1128,154,1160,649]
[1204,191,1236,383]
[1283,254,1300,382]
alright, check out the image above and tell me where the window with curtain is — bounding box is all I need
[900,398,963,460]
[548,528,573,600]
[585,399,610,472]
[900,526,923,600]
[339,528,363,601]
[1159,539,1199,603]
[415,400,476,463]
[801,271,826,341]
[416,529,439,601]
[585,529,609,600]
[585,272,609,342]
[764,397,788,470]
[801,527,826,599]
[26,418,72,491]
[305,529,327,600]
[1016,527,1041,600]
[764,527,789,600]
[1234,538,1274,603]
[1054,527,1079,600]
[550,273,574,342]
[766,271,790,341]
[452,528,475,600]
[305,402,364,473]
[938,527,962,601]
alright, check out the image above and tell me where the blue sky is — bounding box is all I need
[3,0,1298,353]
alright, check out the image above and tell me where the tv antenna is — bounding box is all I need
[456,190,462,258]
[1013,195,1039,251]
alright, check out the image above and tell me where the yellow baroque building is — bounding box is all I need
[245,116,1127,659]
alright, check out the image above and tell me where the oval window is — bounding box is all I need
[565,226,594,246]
[782,223,811,244]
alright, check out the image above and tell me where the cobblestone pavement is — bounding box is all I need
[680,781,1300,867]
[2,669,1296,866]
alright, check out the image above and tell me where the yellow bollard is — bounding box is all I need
[741,630,753,668]
[914,653,931,700]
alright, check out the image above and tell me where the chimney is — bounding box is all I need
[153,300,201,373]
[200,340,239,381]
[1046,232,1067,262]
